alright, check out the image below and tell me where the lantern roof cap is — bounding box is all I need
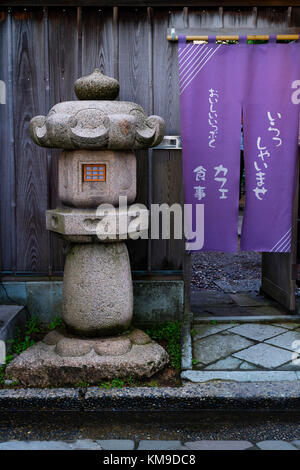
[30,70,165,150]
[74,68,120,101]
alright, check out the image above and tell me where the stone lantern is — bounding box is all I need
[7,69,168,387]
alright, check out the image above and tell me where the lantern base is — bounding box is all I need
[6,327,169,387]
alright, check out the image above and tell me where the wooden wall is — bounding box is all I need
[1,5,300,277]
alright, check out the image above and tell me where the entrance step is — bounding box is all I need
[0,305,27,345]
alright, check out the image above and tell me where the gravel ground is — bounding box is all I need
[191,251,262,291]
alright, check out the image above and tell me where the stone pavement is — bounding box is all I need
[0,439,299,450]
[183,289,300,383]
[192,322,300,371]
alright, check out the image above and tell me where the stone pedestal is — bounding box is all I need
[63,243,133,336]
[6,327,168,387]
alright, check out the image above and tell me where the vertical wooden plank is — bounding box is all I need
[81,7,114,77]
[48,7,79,273]
[118,7,151,270]
[12,7,49,272]
[153,8,183,135]
[147,7,154,273]
[257,6,290,29]
[290,6,300,27]
[152,8,184,270]
[188,6,222,29]
[223,6,257,29]
[118,7,150,112]
[0,9,14,272]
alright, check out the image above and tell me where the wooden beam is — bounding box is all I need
[3,2,300,8]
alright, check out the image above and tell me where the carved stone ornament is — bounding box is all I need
[30,69,165,150]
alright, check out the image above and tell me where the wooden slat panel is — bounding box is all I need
[12,8,49,272]
[257,6,291,27]
[118,7,151,269]
[290,6,300,25]
[0,11,14,271]
[153,8,182,134]
[188,6,223,28]
[81,7,114,77]
[48,6,79,272]
[151,8,184,270]
[223,7,258,28]
[151,149,184,270]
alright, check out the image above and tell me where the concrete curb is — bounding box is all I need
[181,312,193,370]
[1,382,300,411]
[193,315,300,323]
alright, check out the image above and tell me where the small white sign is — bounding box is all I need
[0,340,5,365]
[0,80,6,105]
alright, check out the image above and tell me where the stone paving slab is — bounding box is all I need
[0,440,76,450]
[239,361,258,370]
[184,440,254,450]
[256,440,298,450]
[205,357,242,370]
[193,331,254,366]
[97,440,134,450]
[266,330,300,351]
[192,324,232,340]
[229,323,287,342]
[291,440,300,449]
[278,361,300,371]
[138,440,186,450]
[72,439,102,450]
[181,370,299,383]
[273,323,300,330]
[0,439,298,450]
[233,343,293,369]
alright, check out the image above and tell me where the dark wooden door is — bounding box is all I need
[261,157,299,312]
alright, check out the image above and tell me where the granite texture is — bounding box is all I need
[74,69,120,100]
[62,243,133,336]
[233,343,292,369]
[30,101,165,150]
[193,331,254,365]
[181,370,299,382]
[58,149,136,207]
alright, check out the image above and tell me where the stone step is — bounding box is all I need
[0,305,27,346]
